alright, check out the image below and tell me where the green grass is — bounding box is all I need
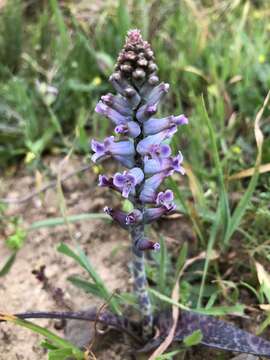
[1,0,270,354]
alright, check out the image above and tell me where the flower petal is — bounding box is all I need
[136,129,176,156]
[95,101,131,125]
[104,206,129,229]
[101,93,132,116]
[139,172,169,203]
[143,114,188,135]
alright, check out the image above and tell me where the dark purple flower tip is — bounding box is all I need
[104,206,112,214]
[104,206,128,229]
[113,167,144,198]
[98,174,112,187]
[125,209,143,225]
[135,237,160,251]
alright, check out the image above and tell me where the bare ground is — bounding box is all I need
[0,156,266,360]
[0,156,132,359]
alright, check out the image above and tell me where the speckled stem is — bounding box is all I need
[130,221,153,339]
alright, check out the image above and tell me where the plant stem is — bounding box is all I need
[131,222,153,339]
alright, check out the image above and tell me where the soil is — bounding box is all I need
[0,156,264,360]
[0,156,131,360]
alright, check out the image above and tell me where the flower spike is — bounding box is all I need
[91,29,187,339]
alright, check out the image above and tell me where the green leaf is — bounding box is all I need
[175,242,188,276]
[0,252,16,277]
[183,329,203,347]
[158,235,167,294]
[57,243,121,315]
[29,213,110,230]
[40,340,58,350]
[149,288,245,316]
[156,349,183,359]
[48,348,80,360]
[68,276,104,298]
[6,228,26,250]
[117,0,131,41]
[0,315,83,359]
[200,96,230,239]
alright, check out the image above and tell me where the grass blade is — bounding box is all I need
[0,313,83,359]
[57,243,121,315]
[224,91,269,245]
[29,213,110,230]
[0,252,16,277]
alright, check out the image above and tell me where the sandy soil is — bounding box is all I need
[0,156,132,359]
[0,156,265,360]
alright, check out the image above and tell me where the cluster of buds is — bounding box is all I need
[91,29,188,251]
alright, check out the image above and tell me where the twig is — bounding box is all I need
[0,164,92,204]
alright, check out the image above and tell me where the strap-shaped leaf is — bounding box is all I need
[138,311,270,358]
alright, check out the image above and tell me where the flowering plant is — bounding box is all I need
[2,29,270,359]
[91,29,188,339]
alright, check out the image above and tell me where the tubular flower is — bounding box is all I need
[144,152,185,175]
[113,167,144,198]
[91,136,135,168]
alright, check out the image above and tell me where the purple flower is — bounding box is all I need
[91,136,135,168]
[101,93,132,117]
[156,190,176,210]
[143,114,188,136]
[144,152,185,175]
[98,174,113,187]
[136,104,158,123]
[136,128,177,156]
[139,171,169,203]
[134,237,160,251]
[140,74,160,97]
[147,144,172,159]
[95,101,132,125]
[104,206,129,229]
[98,175,122,193]
[109,72,140,108]
[145,82,170,106]
[143,205,175,224]
[115,121,141,138]
[113,167,144,198]
[104,206,143,228]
